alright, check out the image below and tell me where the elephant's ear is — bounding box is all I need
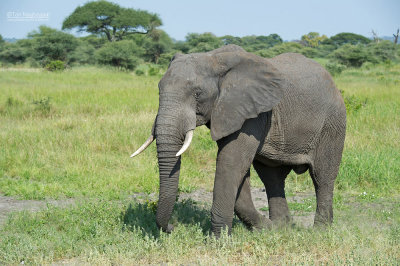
[210,51,285,141]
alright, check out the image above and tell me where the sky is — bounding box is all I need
[0,0,399,41]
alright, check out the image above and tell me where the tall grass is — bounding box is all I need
[1,64,400,199]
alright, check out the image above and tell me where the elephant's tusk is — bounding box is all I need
[130,135,154,158]
[176,130,194,157]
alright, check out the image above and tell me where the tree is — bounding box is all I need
[256,42,317,58]
[95,40,141,70]
[142,29,173,64]
[393,29,399,45]
[301,32,328,48]
[371,30,380,43]
[68,39,96,65]
[28,26,78,65]
[330,32,371,46]
[240,34,283,52]
[185,32,223,53]
[330,44,369,67]
[0,42,30,64]
[221,35,242,46]
[366,40,397,63]
[62,0,161,42]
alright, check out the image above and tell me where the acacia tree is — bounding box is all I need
[301,32,328,48]
[62,0,162,42]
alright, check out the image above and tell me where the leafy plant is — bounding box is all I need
[325,61,347,76]
[32,97,51,114]
[95,40,141,70]
[340,90,367,113]
[135,69,145,76]
[330,44,369,67]
[148,66,160,76]
[45,60,65,71]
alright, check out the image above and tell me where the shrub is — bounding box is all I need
[45,60,65,71]
[0,43,30,64]
[340,90,367,113]
[95,40,140,70]
[32,97,51,114]
[330,44,369,67]
[366,40,397,64]
[325,61,347,76]
[68,41,95,65]
[148,66,160,76]
[361,62,374,70]
[29,26,78,65]
[135,69,145,76]
[256,42,304,58]
[157,51,175,66]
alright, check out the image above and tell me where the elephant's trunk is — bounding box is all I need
[154,113,183,232]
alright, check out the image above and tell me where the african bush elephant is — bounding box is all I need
[131,44,346,237]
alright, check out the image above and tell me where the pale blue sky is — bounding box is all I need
[0,0,399,40]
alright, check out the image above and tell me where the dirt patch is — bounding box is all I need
[0,188,315,228]
[0,195,75,226]
[130,187,316,228]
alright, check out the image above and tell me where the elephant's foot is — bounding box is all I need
[252,215,273,231]
[161,223,174,233]
[210,223,232,239]
[313,210,333,228]
[268,197,292,227]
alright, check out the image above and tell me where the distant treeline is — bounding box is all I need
[0,0,399,73]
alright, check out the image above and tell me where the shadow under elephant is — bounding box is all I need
[121,198,214,238]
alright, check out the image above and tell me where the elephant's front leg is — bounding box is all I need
[211,118,265,237]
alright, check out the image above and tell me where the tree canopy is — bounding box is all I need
[301,32,328,48]
[29,26,78,64]
[329,32,371,46]
[62,0,162,42]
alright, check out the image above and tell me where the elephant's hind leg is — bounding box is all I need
[310,128,345,226]
[253,161,292,225]
[234,169,272,230]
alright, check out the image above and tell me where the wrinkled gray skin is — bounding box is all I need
[150,44,346,237]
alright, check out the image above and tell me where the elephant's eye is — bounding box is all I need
[194,91,201,99]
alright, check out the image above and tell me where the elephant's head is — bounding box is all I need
[131,44,284,232]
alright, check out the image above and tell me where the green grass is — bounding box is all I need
[0,197,398,264]
[0,64,399,264]
[0,66,217,199]
[1,65,399,199]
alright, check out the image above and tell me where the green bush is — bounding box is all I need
[361,61,374,70]
[330,44,369,67]
[340,90,367,113]
[32,96,51,114]
[325,61,347,76]
[95,40,140,70]
[45,60,65,71]
[0,43,30,64]
[29,26,78,65]
[135,69,145,76]
[256,42,320,58]
[366,40,397,64]
[148,66,160,76]
[68,40,96,65]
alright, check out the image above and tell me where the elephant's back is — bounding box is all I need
[262,53,345,158]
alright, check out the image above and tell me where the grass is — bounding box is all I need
[0,63,399,264]
[0,197,398,264]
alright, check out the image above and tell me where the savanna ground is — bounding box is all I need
[0,62,399,264]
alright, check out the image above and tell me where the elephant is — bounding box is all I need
[131,44,346,237]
